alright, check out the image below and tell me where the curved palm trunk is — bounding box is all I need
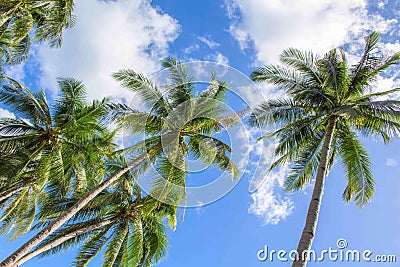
[16,218,116,266]
[292,117,336,267]
[0,180,38,202]
[0,151,151,267]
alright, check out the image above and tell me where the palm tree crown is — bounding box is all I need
[249,31,400,267]
[0,0,75,71]
[112,57,239,205]
[0,77,115,239]
[250,32,400,206]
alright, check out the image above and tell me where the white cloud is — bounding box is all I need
[225,0,397,64]
[206,52,229,65]
[386,158,398,167]
[197,36,220,49]
[4,64,25,83]
[0,108,15,119]
[228,25,252,51]
[234,123,294,225]
[36,0,180,101]
[184,43,200,54]
[195,201,205,215]
[249,167,294,225]
[379,41,400,55]
[221,0,239,20]
[371,75,400,100]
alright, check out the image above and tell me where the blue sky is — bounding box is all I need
[1,0,400,266]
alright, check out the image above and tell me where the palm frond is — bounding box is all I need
[113,70,172,117]
[338,126,374,206]
[251,64,312,91]
[280,48,322,85]
[284,131,325,192]
[348,31,382,97]
[317,48,349,102]
[33,0,76,48]
[161,57,193,107]
[248,98,308,127]
[73,226,112,267]
[54,77,86,119]
[103,222,129,267]
[0,76,51,127]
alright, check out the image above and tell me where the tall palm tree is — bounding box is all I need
[15,158,174,267]
[0,58,239,266]
[0,0,74,71]
[0,77,115,239]
[249,32,400,267]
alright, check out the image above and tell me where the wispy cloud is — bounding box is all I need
[378,1,385,9]
[4,64,25,83]
[386,158,398,167]
[184,43,200,54]
[205,52,229,65]
[198,36,220,49]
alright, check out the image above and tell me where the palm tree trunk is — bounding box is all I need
[0,180,38,202]
[292,116,336,267]
[0,151,151,267]
[15,218,116,266]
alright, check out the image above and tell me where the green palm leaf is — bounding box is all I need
[338,126,374,206]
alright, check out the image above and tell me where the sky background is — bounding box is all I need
[1,0,400,266]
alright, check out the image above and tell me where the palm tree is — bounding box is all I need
[0,58,239,266]
[249,32,400,267]
[0,77,115,239]
[0,0,74,71]
[15,158,174,267]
